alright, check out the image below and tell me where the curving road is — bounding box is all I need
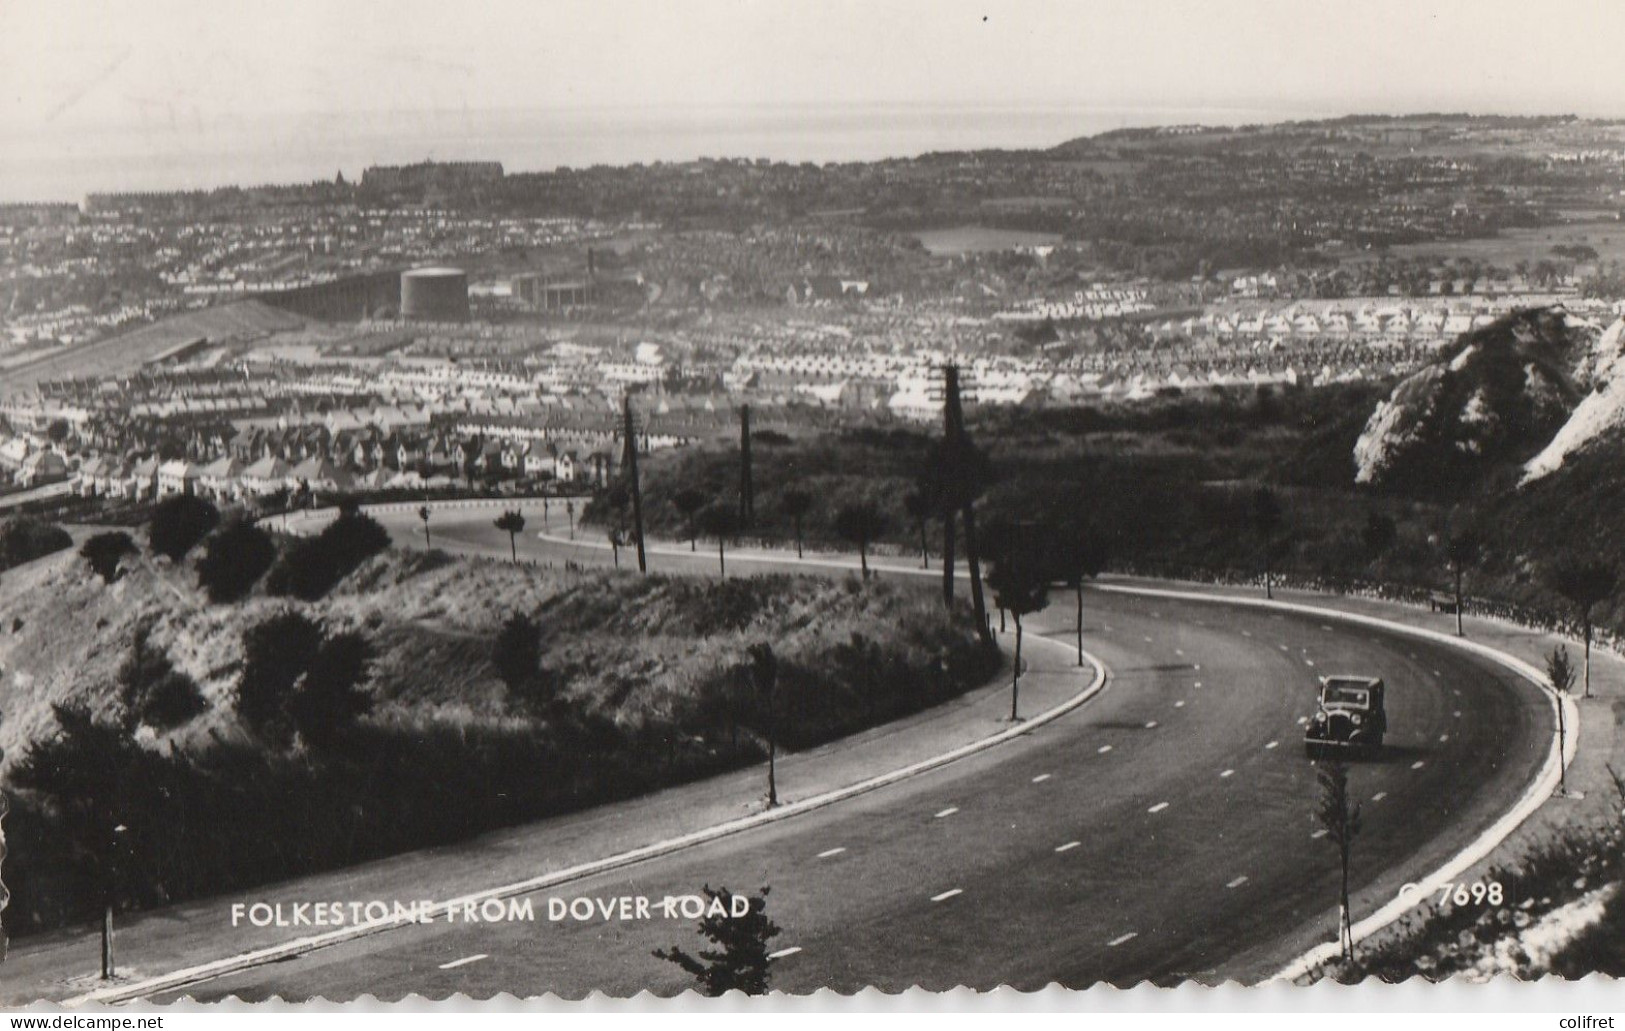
[124,505,1552,998]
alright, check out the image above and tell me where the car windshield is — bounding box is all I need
[1323,685,1370,707]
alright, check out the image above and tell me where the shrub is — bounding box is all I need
[148,494,220,562]
[80,531,136,583]
[0,516,72,571]
[493,612,542,693]
[118,626,207,731]
[266,511,390,600]
[285,630,374,749]
[236,611,374,748]
[196,518,278,603]
[236,611,324,742]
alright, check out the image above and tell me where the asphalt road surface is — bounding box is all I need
[132,506,1550,998]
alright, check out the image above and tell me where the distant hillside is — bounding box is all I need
[1053,113,1585,154]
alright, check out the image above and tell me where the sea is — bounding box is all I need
[0,102,1313,204]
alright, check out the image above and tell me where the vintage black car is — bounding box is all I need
[1304,675,1387,757]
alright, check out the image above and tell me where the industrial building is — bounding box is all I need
[511,274,595,311]
[401,267,470,322]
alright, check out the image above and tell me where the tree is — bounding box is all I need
[672,488,708,553]
[746,643,779,807]
[236,612,371,749]
[1548,559,1618,698]
[1361,512,1397,558]
[195,519,277,603]
[494,509,526,563]
[903,488,932,569]
[288,629,374,748]
[265,509,389,600]
[986,544,1051,721]
[418,505,432,549]
[236,611,324,745]
[780,489,813,559]
[1314,760,1363,962]
[832,501,887,580]
[1054,528,1108,667]
[1444,530,1480,637]
[653,886,780,996]
[696,502,741,578]
[81,532,136,584]
[1548,644,1576,796]
[493,612,543,697]
[148,494,220,563]
[0,516,72,570]
[1253,487,1284,599]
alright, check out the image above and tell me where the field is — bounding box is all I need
[1347,219,1625,268]
[912,225,1063,256]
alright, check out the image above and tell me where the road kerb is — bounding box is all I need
[1095,583,1576,983]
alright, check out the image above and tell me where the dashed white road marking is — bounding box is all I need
[439,954,489,970]
[1279,644,1290,651]
[1242,630,1253,637]
[1175,649,1185,656]
[1453,711,1463,718]
[1296,716,1309,725]
[1194,681,1203,688]
[1056,841,1081,853]
[1108,933,1138,947]
[1098,745,1113,754]
[1032,774,1052,783]
[1226,876,1249,889]
[1321,625,1334,632]
[1220,769,1235,778]
[1305,659,1316,667]
[817,847,846,858]
[1439,734,1450,743]
[1103,624,1115,632]
[1174,700,1185,708]
[1193,664,1201,671]
[935,807,959,818]
[1411,761,1426,770]
[1144,720,1159,729]
[1143,636,1155,644]
[931,889,963,902]
[1371,792,1388,802]
[1148,802,1170,814]
[768,946,803,961]
[1265,740,1279,750]
[1311,829,1328,839]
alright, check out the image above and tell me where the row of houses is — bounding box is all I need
[68,436,617,504]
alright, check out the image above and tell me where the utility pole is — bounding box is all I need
[102,822,126,980]
[739,404,755,529]
[942,364,992,645]
[623,395,647,573]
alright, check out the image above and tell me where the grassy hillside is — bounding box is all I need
[0,534,994,936]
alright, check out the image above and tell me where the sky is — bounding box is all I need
[4,0,1624,134]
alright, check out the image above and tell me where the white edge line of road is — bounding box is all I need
[63,629,1108,1004]
[1095,583,1578,984]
